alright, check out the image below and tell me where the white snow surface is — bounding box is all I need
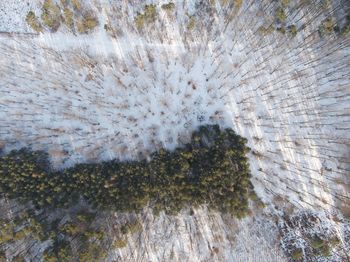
[0,0,349,261]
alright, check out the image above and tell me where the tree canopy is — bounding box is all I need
[0,125,252,217]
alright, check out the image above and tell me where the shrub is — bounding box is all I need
[321,0,330,9]
[256,200,266,209]
[32,0,98,34]
[26,11,43,32]
[319,244,331,257]
[113,238,128,248]
[12,255,25,262]
[287,25,297,37]
[84,230,103,240]
[71,0,82,12]
[187,16,196,31]
[309,235,332,257]
[291,249,303,260]
[275,7,286,23]
[0,250,6,262]
[77,211,96,223]
[43,240,72,262]
[234,0,243,10]
[135,14,146,30]
[104,23,112,31]
[281,0,290,7]
[258,25,274,35]
[310,236,325,249]
[161,3,175,11]
[121,220,142,235]
[329,236,340,246]
[341,25,350,36]
[63,8,74,29]
[77,13,98,33]
[79,243,107,262]
[41,0,61,31]
[135,5,157,30]
[318,17,334,36]
[43,252,58,262]
[277,27,286,34]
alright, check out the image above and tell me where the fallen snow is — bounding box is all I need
[0,0,349,261]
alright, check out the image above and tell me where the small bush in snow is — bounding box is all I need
[26,11,43,33]
[41,0,62,32]
[135,5,157,30]
[161,2,175,12]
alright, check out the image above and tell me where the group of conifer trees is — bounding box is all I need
[0,125,253,260]
[0,125,252,218]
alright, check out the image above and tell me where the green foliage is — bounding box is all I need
[310,236,325,249]
[135,14,145,30]
[319,244,331,257]
[248,190,258,201]
[234,0,243,10]
[144,4,157,21]
[287,25,297,37]
[280,0,290,7]
[43,253,58,262]
[12,255,25,262]
[258,25,274,35]
[0,148,61,209]
[71,0,82,12]
[275,7,286,23]
[43,240,73,262]
[77,13,98,34]
[340,24,350,37]
[61,223,80,236]
[26,0,98,34]
[0,125,252,218]
[26,11,43,32]
[0,215,45,247]
[218,0,243,9]
[41,0,62,31]
[329,236,340,246]
[161,3,175,12]
[320,0,330,9]
[135,5,157,30]
[120,220,142,235]
[276,27,286,34]
[220,0,229,5]
[0,250,5,262]
[0,220,14,244]
[0,125,253,261]
[256,200,266,209]
[85,230,104,240]
[77,211,96,223]
[78,243,107,262]
[113,238,127,248]
[0,208,106,261]
[318,17,334,36]
[309,235,331,256]
[104,23,112,31]
[63,7,74,29]
[187,16,196,31]
[291,248,303,260]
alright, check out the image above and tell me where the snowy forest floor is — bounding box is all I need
[0,0,349,261]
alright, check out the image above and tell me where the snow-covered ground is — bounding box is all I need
[0,0,349,261]
[109,207,287,262]
[0,0,39,33]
